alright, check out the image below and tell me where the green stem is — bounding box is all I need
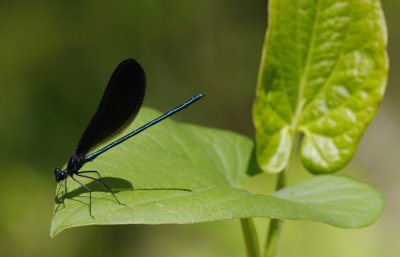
[264,133,299,257]
[263,171,286,257]
[241,218,261,257]
[264,219,283,257]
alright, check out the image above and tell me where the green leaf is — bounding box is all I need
[273,175,383,228]
[51,108,383,237]
[253,0,388,173]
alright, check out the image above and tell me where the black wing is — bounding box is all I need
[75,59,146,155]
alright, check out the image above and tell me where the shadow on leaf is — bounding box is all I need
[247,146,262,177]
[55,177,133,203]
[55,176,192,204]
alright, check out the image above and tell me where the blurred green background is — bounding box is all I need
[0,1,398,256]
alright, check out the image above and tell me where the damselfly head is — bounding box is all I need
[54,168,67,182]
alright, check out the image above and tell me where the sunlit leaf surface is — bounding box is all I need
[51,108,383,237]
[253,0,388,173]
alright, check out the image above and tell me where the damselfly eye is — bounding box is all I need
[54,168,64,182]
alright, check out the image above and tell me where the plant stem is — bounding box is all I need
[263,171,286,257]
[264,133,298,257]
[264,219,283,257]
[241,218,261,257]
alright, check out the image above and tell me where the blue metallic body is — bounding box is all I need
[54,93,204,216]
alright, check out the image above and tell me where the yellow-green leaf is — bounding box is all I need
[253,0,388,173]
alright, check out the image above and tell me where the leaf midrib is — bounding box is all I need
[291,0,322,131]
